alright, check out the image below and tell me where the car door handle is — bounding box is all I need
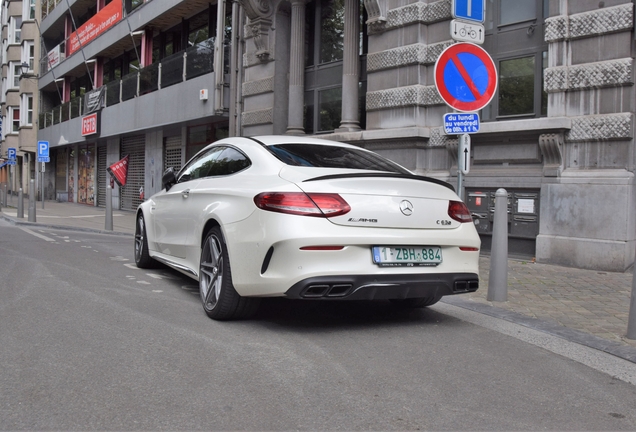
[182,189,190,198]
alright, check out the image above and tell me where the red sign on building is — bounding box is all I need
[81,113,98,136]
[67,0,122,56]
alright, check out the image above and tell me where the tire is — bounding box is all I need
[134,213,158,269]
[390,296,441,308]
[199,227,260,320]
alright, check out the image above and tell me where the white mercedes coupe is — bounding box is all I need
[134,135,480,320]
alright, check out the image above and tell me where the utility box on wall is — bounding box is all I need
[466,188,541,258]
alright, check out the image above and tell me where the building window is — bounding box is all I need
[9,62,21,88]
[22,41,34,71]
[20,94,33,126]
[482,0,547,121]
[304,0,367,134]
[186,122,229,161]
[498,56,534,116]
[8,107,20,133]
[23,0,36,20]
[9,17,22,44]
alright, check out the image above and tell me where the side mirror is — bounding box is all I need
[162,167,177,191]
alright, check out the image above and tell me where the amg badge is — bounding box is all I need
[348,218,378,223]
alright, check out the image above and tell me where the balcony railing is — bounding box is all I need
[40,0,155,72]
[41,0,64,20]
[39,38,218,129]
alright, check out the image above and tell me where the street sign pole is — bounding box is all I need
[457,145,463,200]
[457,134,471,200]
[41,162,45,209]
[9,163,13,205]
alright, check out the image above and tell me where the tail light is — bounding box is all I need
[254,192,351,218]
[448,200,472,223]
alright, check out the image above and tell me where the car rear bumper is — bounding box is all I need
[284,272,479,300]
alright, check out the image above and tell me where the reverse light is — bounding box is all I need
[448,200,472,223]
[254,192,351,218]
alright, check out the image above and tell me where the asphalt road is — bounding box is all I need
[1,219,636,431]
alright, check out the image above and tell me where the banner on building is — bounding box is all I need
[107,155,129,187]
[84,87,105,114]
[67,0,123,56]
[47,44,65,69]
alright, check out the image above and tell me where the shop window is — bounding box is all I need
[78,146,95,205]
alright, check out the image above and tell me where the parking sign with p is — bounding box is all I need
[38,141,50,163]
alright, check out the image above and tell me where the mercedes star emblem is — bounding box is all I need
[399,200,413,216]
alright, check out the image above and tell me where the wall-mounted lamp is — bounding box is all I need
[19,62,37,79]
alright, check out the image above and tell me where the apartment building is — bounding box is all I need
[0,0,39,195]
[2,0,635,272]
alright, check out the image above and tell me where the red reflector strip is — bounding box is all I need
[300,246,345,251]
[459,247,479,252]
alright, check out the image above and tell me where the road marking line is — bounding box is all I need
[19,227,56,242]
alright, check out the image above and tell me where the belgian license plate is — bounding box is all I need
[372,246,442,267]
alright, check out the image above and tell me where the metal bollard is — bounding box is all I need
[17,188,24,218]
[627,244,636,339]
[105,185,113,231]
[487,188,508,302]
[28,179,36,222]
[3,184,7,207]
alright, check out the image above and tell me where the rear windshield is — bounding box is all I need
[267,144,410,174]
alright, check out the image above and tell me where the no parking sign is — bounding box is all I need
[434,42,497,113]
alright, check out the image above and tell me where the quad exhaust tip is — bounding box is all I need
[453,279,479,293]
[303,284,353,298]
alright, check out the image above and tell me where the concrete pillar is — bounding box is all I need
[337,0,361,132]
[286,0,306,135]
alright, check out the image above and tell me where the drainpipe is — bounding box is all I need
[229,0,240,136]
[214,0,227,115]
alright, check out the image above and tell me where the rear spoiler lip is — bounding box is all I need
[302,173,456,192]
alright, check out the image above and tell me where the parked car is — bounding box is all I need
[134,135,480,320]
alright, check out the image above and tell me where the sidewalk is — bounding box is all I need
[2,198,635,360]
[0,197,135,235]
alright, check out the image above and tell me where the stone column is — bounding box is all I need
[286,0,306,135]
[337,0,361,132]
